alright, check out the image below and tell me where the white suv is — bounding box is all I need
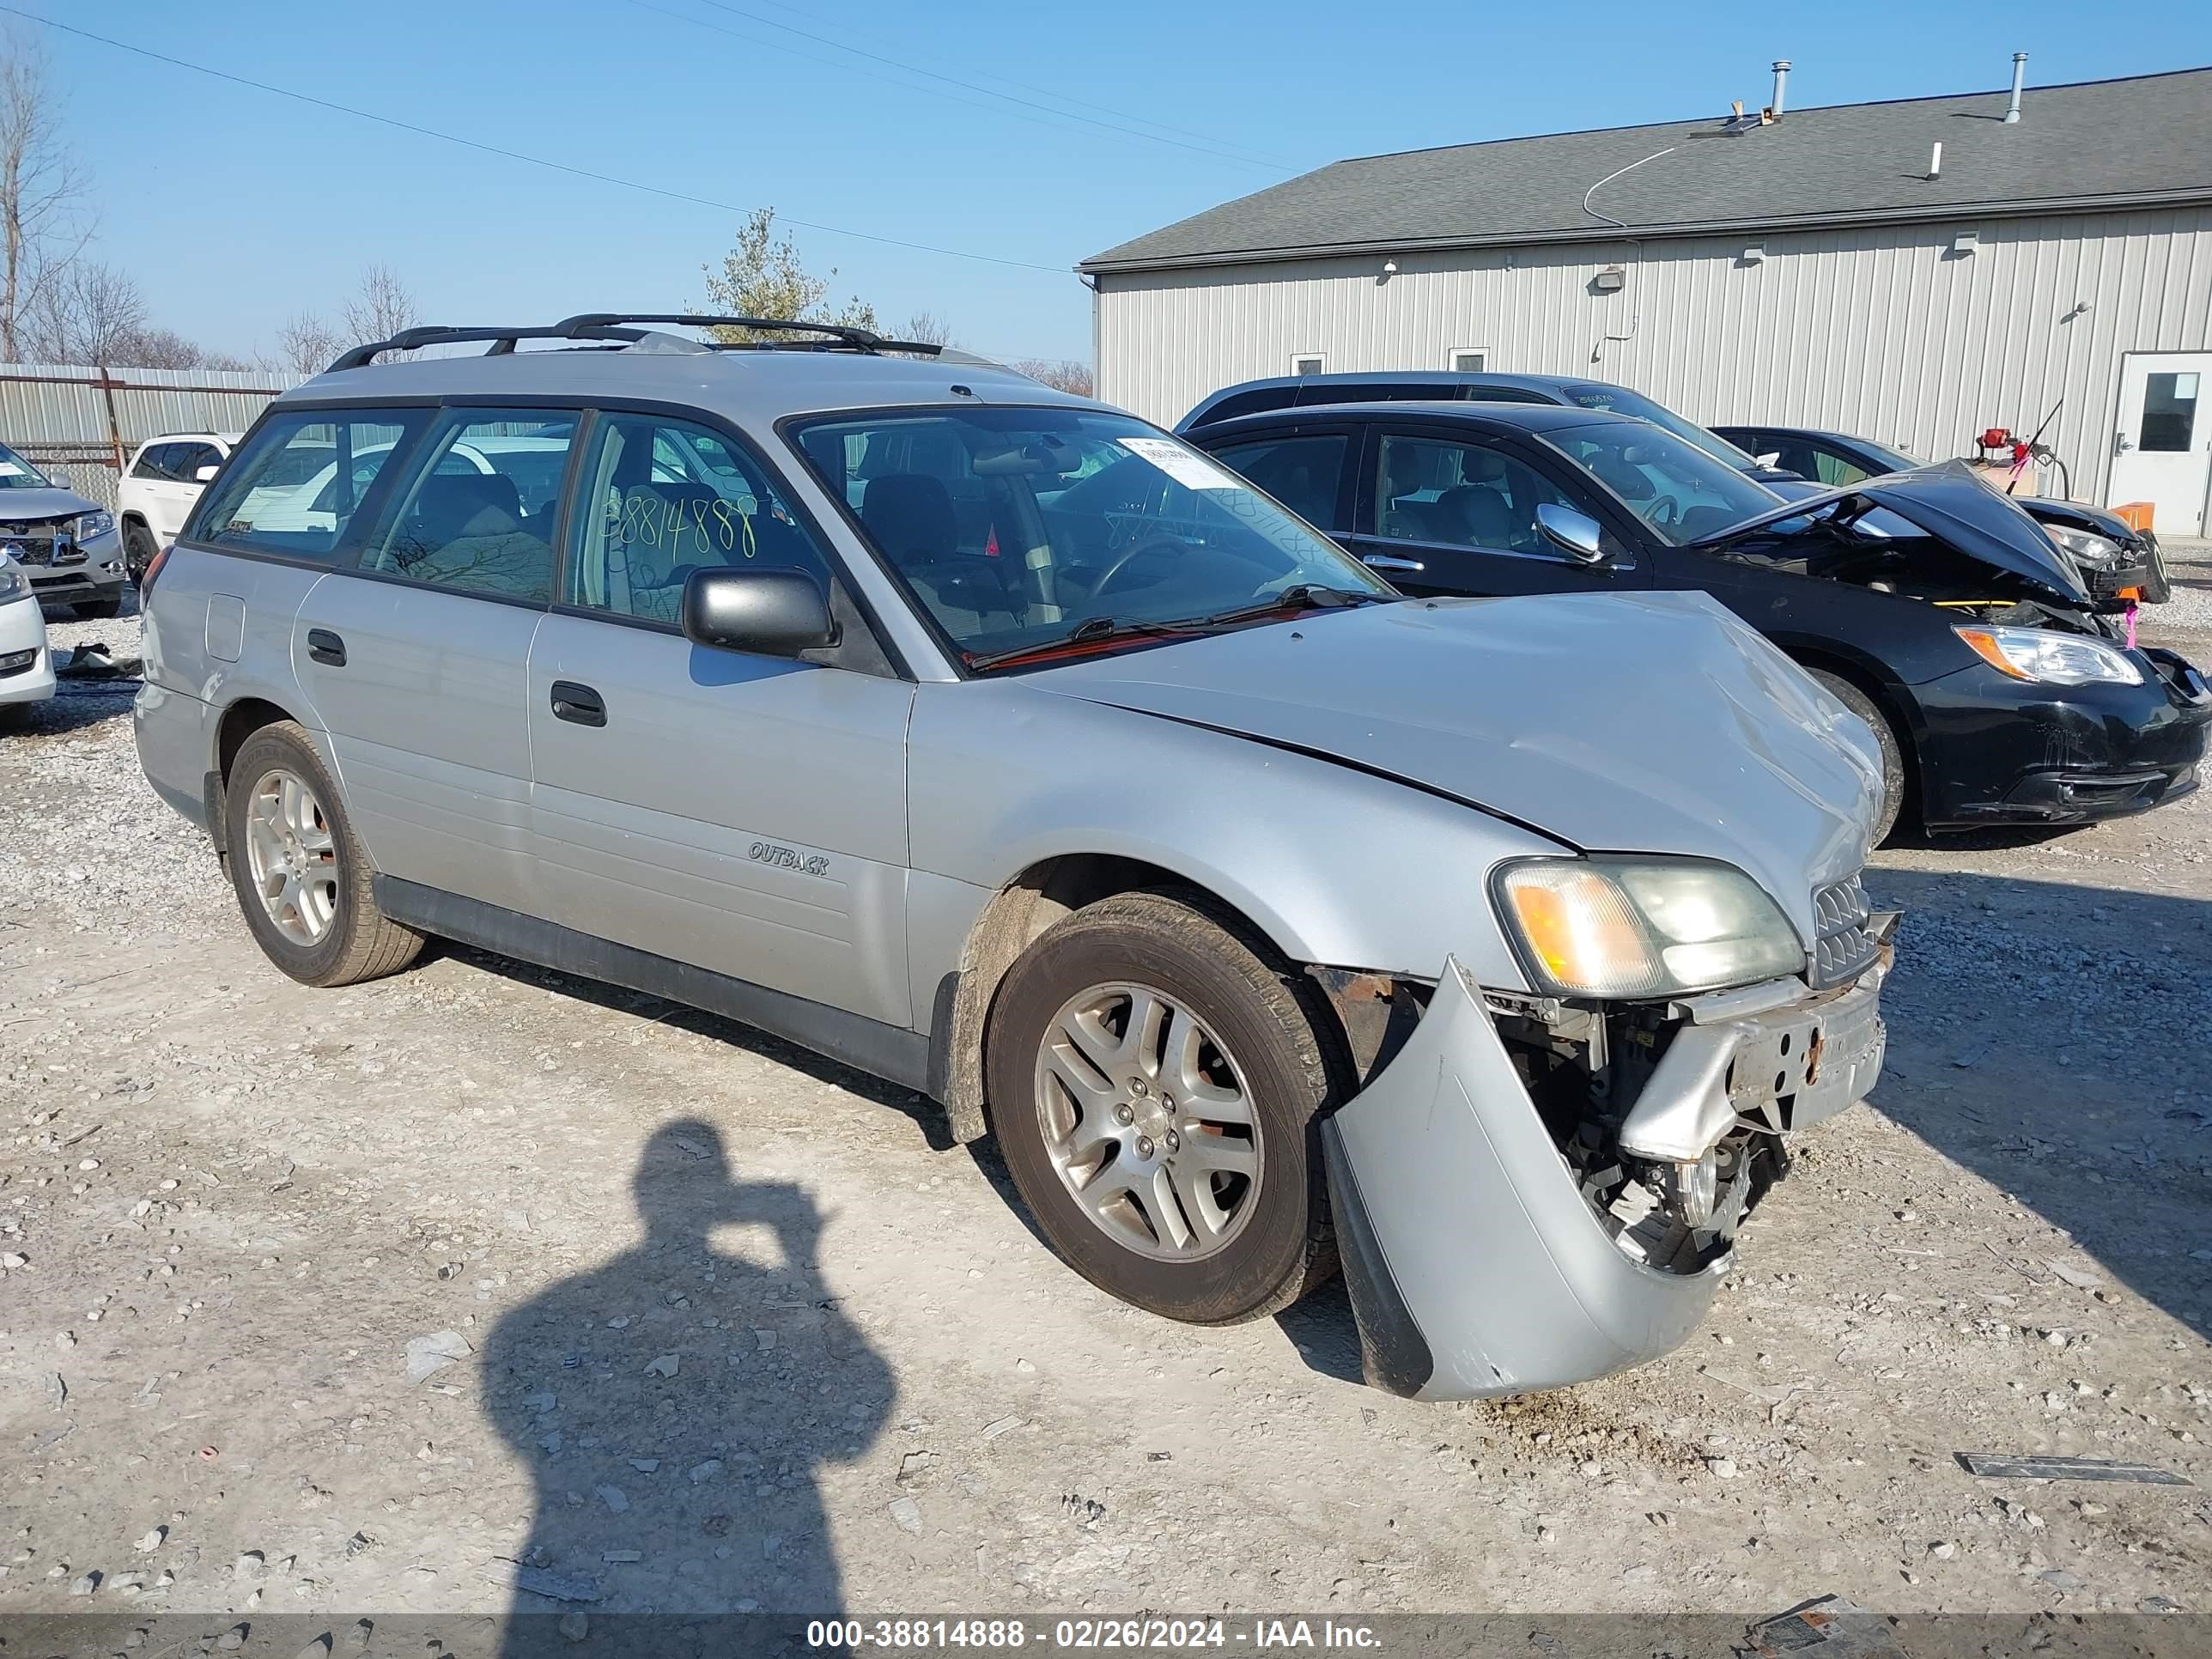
[118,432,240,582]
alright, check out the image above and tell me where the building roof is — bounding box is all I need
[1082,67,2212,274]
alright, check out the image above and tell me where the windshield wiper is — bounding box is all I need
[963,615,1206,672]
[1194,583,1384,627]
[963,587,1382,673]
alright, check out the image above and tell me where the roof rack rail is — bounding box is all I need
[553,313,945,356]
[325,313,953,374]
[326,322,649,374]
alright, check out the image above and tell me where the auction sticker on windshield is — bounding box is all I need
[1118,436,1242,491]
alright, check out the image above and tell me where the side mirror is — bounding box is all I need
[682,568,836,657]
[1535,502,1607,563]
[194,464,222,483]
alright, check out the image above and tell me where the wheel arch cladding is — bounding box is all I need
[933,854,1303,1145]
[216,697,302,785]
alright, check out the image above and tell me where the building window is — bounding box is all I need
[1449,349,1486,373]
[1290,353,1325,377]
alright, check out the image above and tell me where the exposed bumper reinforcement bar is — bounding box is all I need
[1323,951,1887,1401]
[1323,957,1728,1401]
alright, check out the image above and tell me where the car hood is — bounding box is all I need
[1691,463,2090,606]
[1024,591,1880,942]
[0,488,100,524]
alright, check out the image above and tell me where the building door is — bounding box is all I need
[2110,352,2212,537]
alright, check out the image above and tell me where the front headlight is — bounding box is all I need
[0,560,27,604]
[2044,526,2119,568]
[1493,857,1804,1000]
[76,510,115,542]
[1954,624,2143,687]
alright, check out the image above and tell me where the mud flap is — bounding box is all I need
[1322,957,1727,1401]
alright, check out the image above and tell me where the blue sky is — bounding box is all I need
[21,0,2211,365]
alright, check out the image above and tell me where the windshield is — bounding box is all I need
[0,442,55,489]
[1540,417,1782,543]
[791,408,1390,667]
[1851,437,1929,472]
[1558,385,1759,471]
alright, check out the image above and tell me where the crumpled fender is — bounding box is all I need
[1321,957,1727,1401]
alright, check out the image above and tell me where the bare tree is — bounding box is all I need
[0,27,92,361]
[702,208,877,343]
[111,326,207,370]
[1010,358,1095,398]
[900,310,958,348]
[340,264,416,346]
[28,259,146,362]
[276,310,345,374]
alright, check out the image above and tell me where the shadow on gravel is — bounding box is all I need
[482,1120,894,1640]
[435,942,957,1150]
[1863,866,2212,1346]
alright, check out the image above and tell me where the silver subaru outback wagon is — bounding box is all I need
[133,313,1894,1401]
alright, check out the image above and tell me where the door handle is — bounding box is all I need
[1363,553,1426,573]
[307,628,346,667]
[550,680,606,727]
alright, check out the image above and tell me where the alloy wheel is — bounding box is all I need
[243,767,341,947]
[1031,981,1262,1261]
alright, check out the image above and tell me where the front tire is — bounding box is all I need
[1811,669,1905,846]
[222,721,422,987]
[124,522,160,586]
[985,890,1336,1325]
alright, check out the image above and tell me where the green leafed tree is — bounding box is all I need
[702,208,878,343]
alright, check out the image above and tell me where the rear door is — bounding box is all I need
[294,405,579,918]
[1340,421,1645,599]
[524,408,915,1026]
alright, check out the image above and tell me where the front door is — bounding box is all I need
[1345,426,1644,599]
[2111,351,2212,537]
[525,410,915,1026]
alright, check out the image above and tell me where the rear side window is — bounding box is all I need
[189,410,427,560]
[1205,434,1348,531]
[362,410,579,603]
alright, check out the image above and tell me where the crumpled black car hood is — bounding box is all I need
[1692,462,2090,607]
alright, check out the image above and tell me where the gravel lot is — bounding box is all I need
[3,563,2209,1638]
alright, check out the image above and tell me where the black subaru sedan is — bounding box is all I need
[1185,401,2209,842]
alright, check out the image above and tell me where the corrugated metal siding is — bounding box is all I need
[1097,206,2212,509]
[0,362,301,510]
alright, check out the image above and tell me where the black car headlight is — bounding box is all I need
[2044,526,2120,568]
[76,509,115,542]
[1954,624,2144,687]
[1492,856,1804,999]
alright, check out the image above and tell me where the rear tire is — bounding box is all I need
[985,889,1336,1325]
[1810,669,1905,846]
[222,721,422,988]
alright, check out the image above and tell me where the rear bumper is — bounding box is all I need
[132,678,217,833]
[1324,955,1885,1401]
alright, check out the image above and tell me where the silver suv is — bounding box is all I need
[133,313,1893,1400]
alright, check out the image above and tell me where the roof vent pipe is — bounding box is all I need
[1928,142,1942,179]
[1770,60,1790,118]
[2004,52,2027,123]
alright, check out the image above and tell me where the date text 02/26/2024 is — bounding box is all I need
[805,1620,1383,1650]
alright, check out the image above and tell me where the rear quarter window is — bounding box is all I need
[187,410,428,561]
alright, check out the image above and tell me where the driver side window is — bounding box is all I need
[1374,434,1574,554]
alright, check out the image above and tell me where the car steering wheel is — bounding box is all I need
[1646,497,1681,532]
[1090,535,1188,597]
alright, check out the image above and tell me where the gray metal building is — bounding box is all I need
[1084,64,2212,535]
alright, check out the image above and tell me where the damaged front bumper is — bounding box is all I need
[1321,945,1890,1401]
